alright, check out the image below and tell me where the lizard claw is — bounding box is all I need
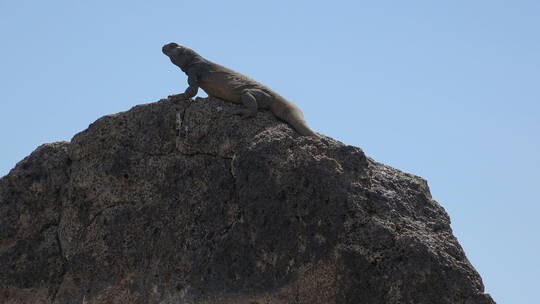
[232,108,257,119]
[168,93,191,100]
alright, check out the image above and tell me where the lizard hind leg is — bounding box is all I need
[232,90,259,118]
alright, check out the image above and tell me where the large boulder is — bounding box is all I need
[0,96,495,303]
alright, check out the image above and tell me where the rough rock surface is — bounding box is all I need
[0,96,495,304]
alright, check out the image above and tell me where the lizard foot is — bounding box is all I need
[231,108,257,119]
[168,93,192,101]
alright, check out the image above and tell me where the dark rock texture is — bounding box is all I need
[0,96,495,303]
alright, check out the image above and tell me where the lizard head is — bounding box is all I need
[162,42,198,69]
[162,42,180,56]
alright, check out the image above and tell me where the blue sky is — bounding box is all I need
[1,1,538,302]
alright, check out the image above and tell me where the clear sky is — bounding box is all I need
[1,1,538,302]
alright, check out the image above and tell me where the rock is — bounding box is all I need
[0,96,495,303]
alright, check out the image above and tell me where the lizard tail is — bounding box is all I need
[289,117,318,137]
[272,101,319,137]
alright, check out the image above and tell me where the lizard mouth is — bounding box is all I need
[162,44,172,55]
[162,43,178,56]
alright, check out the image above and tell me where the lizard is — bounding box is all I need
[162,42,318,137]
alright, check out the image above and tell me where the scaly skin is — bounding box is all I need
[162,42,318,137]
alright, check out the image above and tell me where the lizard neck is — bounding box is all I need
[180,55,205,73]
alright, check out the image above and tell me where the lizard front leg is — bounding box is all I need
[176,74,199,99]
